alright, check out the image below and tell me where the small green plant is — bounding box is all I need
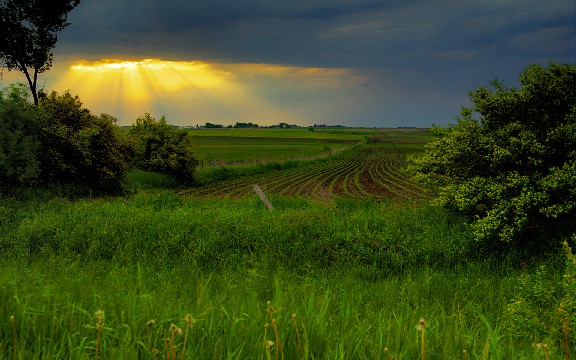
[505,235,576,355]
[10,315,17,359]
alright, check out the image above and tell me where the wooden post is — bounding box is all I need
[253,185,274,210]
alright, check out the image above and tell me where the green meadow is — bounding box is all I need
[189,128,363,165]
[0,128,572,359]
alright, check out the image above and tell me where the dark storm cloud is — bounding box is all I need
[59,0,574,69]
[48,0,574,127]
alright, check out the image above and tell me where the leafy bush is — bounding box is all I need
[504,236,576,350]
[0,84,42,186]
[128,113,199,184]
[413,63,576,244]
[37,90,127,190]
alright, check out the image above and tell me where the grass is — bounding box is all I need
[0,191,570,358]
[189,128,364,165]
[0,128,572,358]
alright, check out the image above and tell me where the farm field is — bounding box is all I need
[188,127,432,201]
[188,143,429,201]
[0,128,569,359]
[188,127,432,166]
[189,128,364,165]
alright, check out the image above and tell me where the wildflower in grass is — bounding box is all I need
[417,318,426,360]
[292,313,304,359]
[534,343,550,360]
[169,323,182,358]
[95,310,104,360]
[182,315,193,360]
[145,320,156,352]
[171,323,183,335]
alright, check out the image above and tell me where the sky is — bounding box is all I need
[1,0,575,127]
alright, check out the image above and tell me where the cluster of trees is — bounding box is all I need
[413,63,576,245]
[0,84,199,192]
[234,122,259,128]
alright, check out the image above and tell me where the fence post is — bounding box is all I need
[253,185,274,210]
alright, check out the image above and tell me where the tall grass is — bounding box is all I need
[0,192,569,358]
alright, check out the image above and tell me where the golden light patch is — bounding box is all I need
[51,58,368,125]
[54,58,296,124]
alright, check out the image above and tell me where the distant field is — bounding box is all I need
[189,127,429,165]
[188,143,429,201]
[186,128,432,201]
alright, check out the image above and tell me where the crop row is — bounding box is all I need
[186,144,430,201]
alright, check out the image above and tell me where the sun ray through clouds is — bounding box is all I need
[50,58,372,126]
[53,58,300,124]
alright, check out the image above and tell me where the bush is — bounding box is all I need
[413,63,576,245]
[504,236,576,348]
[0,84,42,187]
[128,113,199,184]
[37,91,127,190]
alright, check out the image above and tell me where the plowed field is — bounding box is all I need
[185,143,430,201]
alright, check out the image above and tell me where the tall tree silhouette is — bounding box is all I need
[0,0,80,105]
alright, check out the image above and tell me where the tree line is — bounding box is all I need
[0,84,199,192]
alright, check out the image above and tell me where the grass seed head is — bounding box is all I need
[95,310,104,327]
[171,324,183,335]
[185,314,193,327]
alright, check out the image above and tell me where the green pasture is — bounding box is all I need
[0,127,571,359]
[0,190,570,359]
[191,136,357,165]
[188,128,366,140]
[188,128,430,165]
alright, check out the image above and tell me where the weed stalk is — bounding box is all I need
[182,315,193,360]
[10,315,17,359]
[562,318,570,360]
[170,324,182,360]
[267,301,284,360]
[145,320,155,353]
[95,310,104,360]
[292,314,304,359]
[418,318,425,360]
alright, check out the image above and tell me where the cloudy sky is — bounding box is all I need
[2,0,575,127]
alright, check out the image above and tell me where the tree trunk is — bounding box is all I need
[20,64,39,105]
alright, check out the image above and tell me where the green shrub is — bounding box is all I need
[0,84,42,187]
[413,63,576,245]
[504,235,576,349]
[128,113,199,184]
[37,91,127,190]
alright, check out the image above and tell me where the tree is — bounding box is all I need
[0,0,80,105]
[129,113,199,184]
[37,90,127,190]
[0,83,41,187]
[413,63,576,245]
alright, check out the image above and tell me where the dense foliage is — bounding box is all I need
[414,63,576,244]
[0,84,41,186]
[37,91,127,190]
[128,113,199,184]
[0,86,127,191]
[0,0,81,104]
